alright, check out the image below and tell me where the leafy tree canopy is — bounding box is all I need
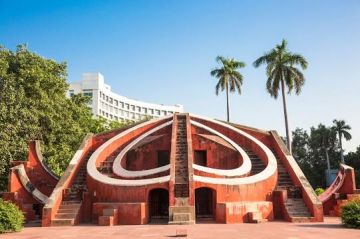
[292,123,359,188]
[0,45,133,190]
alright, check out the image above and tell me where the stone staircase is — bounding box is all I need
[174,115,189,197]
[97,149,122,178]
[169,114,194,225]
[273,151,313,222]
[245,150,266,175]
[51,150,93,226]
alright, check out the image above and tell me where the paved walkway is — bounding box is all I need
[2,217,359,239]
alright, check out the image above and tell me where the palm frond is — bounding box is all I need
[289,54,308,69]
[343,131,352,140]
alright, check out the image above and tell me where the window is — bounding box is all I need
[162,110,166,115]
[125,103,129,110]
[131,105,135,111]
[83,92,93,97]
[150,109,154,114]
[69,90,74,97]
[142,107,147,114]
[155,110,160,115]
[157,150,170,167]
[120,102,124,108]
[194,150,207,166]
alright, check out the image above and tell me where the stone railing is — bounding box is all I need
[42,133,94,226]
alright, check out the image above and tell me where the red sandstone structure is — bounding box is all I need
[319,164,360,216]
[3,113,330,226]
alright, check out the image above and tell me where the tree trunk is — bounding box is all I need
[339,133,344,164]
[325,148,331,171]
[281,79,292,153]
[226,82,230,122]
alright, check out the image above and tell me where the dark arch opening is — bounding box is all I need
[148,188,169,222]
[195,187,216,221]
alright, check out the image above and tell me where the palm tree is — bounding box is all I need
[332,119,352,163]
[211,56,245,122]
[253,39,308,153]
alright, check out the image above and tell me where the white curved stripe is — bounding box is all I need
[14,164,49,204]
[191,120,251,177]
[87,115,173,186]
[112,121,172,177]
[189,113,277,185]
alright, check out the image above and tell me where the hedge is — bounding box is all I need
[0,199,24,233]
[341,197,360,229]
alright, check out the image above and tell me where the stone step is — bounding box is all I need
[57,208,79,214]
[290,216,314,223]
[51,218,75,226]
[55,213,78,219]
[60,204,81,210]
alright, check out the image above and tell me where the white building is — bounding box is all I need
[67,73,184,121]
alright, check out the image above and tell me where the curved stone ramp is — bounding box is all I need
[33,140,59,180]
[87,116,173,186]
[88,113,277,187]
[189,113,277,185]
[319,164,357,215]
[111,119,252,178]
[112,120,173,177]
[12,164,49,204]
[319,164,353,202]
[191,120,252,177]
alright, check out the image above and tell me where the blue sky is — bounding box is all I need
[1,0,359,152]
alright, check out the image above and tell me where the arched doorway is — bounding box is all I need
[195,187,215,220]
[148,188,169,222]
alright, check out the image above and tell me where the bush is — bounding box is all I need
[0,199,24,233]
[315,187,325,196]
[341,197,360,229]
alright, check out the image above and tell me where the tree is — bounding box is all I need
[345,146,360,188]
[211,56,245,122]
[332,119,352,164]
[292,125,339,188]
[315,124,336,172]
[253,39,308,153]
[0,45,136,190]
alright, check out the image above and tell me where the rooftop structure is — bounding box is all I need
[67,73,184,121]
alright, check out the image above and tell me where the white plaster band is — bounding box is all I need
[14,164,49,204]
[189,113,277,185]
[191,120,251,177]
[87,116,173,186]
[112,121,173,177]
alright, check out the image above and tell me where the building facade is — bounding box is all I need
[68,73,184,121]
